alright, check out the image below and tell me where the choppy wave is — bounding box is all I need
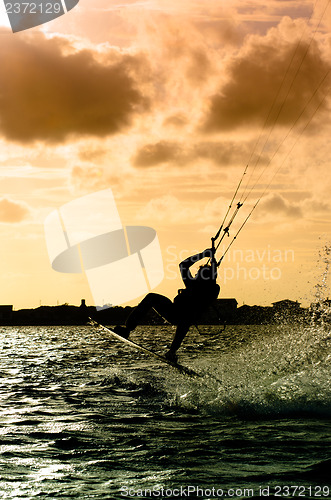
[0,322,330,498]
[109,321,330,420]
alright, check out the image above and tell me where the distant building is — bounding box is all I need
[272,299,301,311]
[216,298,237,312]
[236,304,273,324]
[0,305,13,322]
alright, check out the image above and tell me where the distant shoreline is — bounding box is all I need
[0,298,327,326]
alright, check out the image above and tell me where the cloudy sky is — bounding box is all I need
[0,0,330,309]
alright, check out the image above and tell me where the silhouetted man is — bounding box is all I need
[114,248,220,361]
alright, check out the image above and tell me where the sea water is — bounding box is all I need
[0,321,330,499]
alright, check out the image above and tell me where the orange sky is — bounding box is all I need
[0,0,330,309]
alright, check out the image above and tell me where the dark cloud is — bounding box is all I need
[132,141,181,167]
[260,193,302,218]
[272,2,313,20]
[0,198,30,223]
[194,141,268,166]
[132,139,269,167]
[202,34,330,132]
[186,48,212,84]
[195,19,245,48]
[307,199,331,212]
[163,113,189,128]
[78,147,108,162]
[0,31,148,143]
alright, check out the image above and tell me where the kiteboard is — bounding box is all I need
[88,318,202,378]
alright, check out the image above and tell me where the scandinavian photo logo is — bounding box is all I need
[4,0,80,33]
[44,189,164,309]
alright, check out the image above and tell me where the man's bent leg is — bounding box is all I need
[115,293,176,337]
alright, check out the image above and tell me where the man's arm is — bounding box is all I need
[179,248,214,283]
[210,247,218,281]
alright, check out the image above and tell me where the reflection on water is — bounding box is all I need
[0,323,330,498]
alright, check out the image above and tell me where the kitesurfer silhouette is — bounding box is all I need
[114,248,220,361]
